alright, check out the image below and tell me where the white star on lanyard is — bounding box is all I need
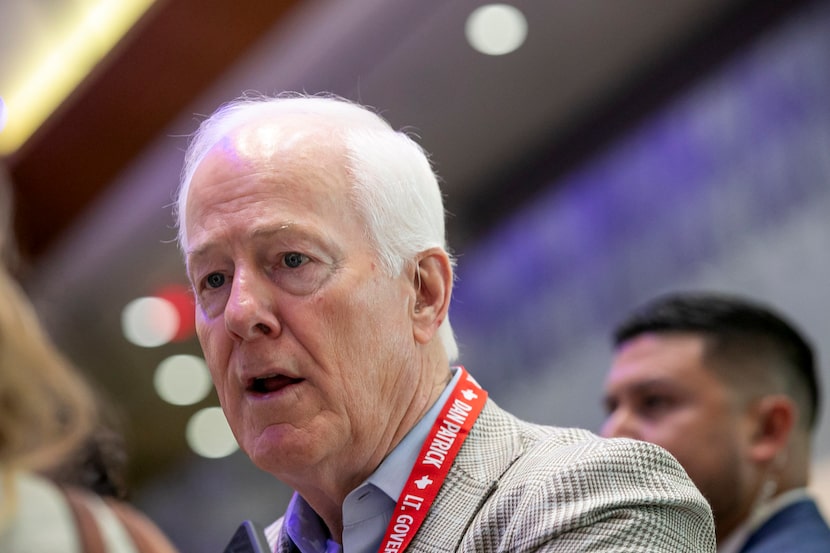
[461,389,478,401]
[415,476,434,489]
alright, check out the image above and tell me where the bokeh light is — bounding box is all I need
[0,97,7,132]
[154,283,195,342]
[186,407,239,459]
[154,354,213,406]
[465,4,528,56]
[121,296,179,347]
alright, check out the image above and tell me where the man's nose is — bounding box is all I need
[599,408,640,440]
[224,271,280,341]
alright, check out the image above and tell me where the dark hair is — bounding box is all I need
[613,292,820,429]
[1,167,21,272]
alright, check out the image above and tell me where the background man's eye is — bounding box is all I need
[206,273,225,288]
[641,395,671,413]
[284,252,306,268]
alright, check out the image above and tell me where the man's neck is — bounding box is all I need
[287,364,454,543]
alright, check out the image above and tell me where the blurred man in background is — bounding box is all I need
[601,291,830,553]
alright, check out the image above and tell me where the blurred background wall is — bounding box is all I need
[1,0,828,551]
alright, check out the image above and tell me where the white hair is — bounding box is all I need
[174,92,459,360]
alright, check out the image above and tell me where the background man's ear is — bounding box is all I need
[411,248,452,345]
[748,395,796,464]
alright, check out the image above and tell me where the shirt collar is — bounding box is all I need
[368,366,463,501]
[284,366,462,552]
[285,493,336,553]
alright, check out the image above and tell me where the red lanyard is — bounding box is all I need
[378,366,487,553]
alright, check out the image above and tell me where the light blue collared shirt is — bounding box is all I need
[284,367,462,553]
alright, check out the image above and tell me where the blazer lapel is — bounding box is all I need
[408,400,525,552]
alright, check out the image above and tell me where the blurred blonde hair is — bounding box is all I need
[0,176,96,524]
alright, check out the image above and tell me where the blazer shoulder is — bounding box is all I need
[742,499,830,552]
[448,402,716,552]
[477,399,686,477]
[472,400,708,513]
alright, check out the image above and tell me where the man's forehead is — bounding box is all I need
[610,333,710,379]
[617,331,707,357]
[191,121,346,187]
[218,118,338,158]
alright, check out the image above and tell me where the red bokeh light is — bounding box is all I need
[154,283,196,342]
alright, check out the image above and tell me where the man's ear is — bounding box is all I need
[748,395,796,464]
[411,248,452,345]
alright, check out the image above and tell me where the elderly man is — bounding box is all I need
[601,292,830,553]
[175,93,715,552]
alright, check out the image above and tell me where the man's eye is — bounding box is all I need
[283,252,308,268]
[640,395,672,414]
[205,273,225,289]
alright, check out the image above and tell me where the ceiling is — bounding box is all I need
[1,0,809,492]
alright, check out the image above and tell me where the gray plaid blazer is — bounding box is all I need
[267,399,716,552]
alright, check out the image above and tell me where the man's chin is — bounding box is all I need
[249,427,321,475]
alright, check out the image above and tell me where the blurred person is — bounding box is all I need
[601,291,830,553]
[175,92,716,552]
[0,173,180,552]
[45,412,131,500]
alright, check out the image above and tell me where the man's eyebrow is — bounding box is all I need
[634,377,675,388]
[606,378,675,398]
[185,243,213,261]
[603,377,676,409]
[250,223,296,241]
[185,223,298,260]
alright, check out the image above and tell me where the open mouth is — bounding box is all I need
[247,374,304,395]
